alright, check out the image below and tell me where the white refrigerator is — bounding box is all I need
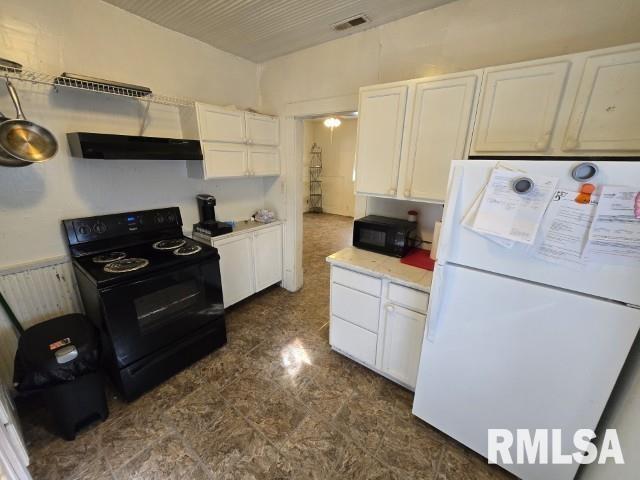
[412,159,640,480]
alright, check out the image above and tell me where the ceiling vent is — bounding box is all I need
[332,14,369,32]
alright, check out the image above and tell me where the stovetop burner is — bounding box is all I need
[92,251,127,263]
[152,239,186,250]
[174,244,202,256]
[104,258,150,274]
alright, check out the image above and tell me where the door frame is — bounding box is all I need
[280,94,361,291]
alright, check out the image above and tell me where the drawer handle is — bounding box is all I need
[404,189,411,197]
[385,304,395,312]
[388,188,397,196]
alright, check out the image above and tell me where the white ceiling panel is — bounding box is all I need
[102,0,457,62]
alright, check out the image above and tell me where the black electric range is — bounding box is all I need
[63,207,227,400]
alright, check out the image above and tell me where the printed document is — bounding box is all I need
[585,186,640,264]
[462,186,515,248]
[472,169,558,244]
[532,190,598,269]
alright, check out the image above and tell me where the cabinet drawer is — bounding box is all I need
[331,283,380,333]
[330,316,377,366]
[331,266,381,296]
[388,283,429,314]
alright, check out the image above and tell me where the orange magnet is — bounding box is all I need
[575,183,596,204]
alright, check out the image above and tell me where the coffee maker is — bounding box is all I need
[193,194,233,237]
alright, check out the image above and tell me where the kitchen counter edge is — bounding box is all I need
[326,247,432,293]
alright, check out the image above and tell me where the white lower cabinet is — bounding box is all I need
[330,316,378,367]
[329,265,429,389]
[252,225,283,291]
[380,303,427,388]
[200,224,283,308]
[214,234,255,307]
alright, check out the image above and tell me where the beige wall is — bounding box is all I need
[259,0,640,112]
[303,119,357,217]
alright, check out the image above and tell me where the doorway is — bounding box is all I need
[300,113,360,279]
[302,114,358,217]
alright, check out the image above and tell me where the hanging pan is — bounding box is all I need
[0,78,58,167]
[0,108,29,167]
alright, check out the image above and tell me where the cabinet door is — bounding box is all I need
[405,74,479,202]
[355,85,408,196]
[202,142,248,179]
[253,225,283,291]
[246,113,279,146]
[563,47,640,151]
[472,61,569,153]
[196,103,246,143]
[214,235,255,308]
[248,146,280,176]
[381,303,427,389]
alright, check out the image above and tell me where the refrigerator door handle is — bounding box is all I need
[426,265,447,342]
[437,165,464,266]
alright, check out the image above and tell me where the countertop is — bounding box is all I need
[326,246,433,293]
[191,219,283,244]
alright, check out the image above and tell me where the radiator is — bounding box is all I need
[0,258,83,385]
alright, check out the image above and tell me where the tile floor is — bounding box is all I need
[19,213,513,480]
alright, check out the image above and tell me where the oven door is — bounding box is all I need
[354,223,393,255]
[99,258,224,368]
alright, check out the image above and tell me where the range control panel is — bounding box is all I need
[64,207,182,245]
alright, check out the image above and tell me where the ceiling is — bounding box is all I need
[103,0,456,62]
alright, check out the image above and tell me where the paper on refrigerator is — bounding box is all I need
[461,185,515,248]
[531,190,598,269]
[584,186,640,264]
[471,169,558,244]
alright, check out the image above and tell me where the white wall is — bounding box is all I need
[0,0,262,269]
[303,118,357,217]
[259,0,640,112]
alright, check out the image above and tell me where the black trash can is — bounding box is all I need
[13,313,108,440]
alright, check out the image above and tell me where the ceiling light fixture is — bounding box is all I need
[323,117,341,144]
[323,117,341,128]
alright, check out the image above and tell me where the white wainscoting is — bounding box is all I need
[0,258,83,385]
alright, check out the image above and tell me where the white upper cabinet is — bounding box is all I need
[563,46,640,152]
[355,85,408,197]
[182,103,280,179]
[253,225,283,291]
[196,104,246,143]
[245,112,279,146]
[248,146,280,176]
[192,142,248,179]
[471,61,570,153]
[404,73,480,202]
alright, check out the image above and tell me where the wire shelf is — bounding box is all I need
[0,65,194,107]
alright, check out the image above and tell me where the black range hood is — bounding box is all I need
[67,132,202,160]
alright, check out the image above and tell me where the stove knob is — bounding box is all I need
[94,222,107,234]
[167,213,176,223]
[156,214,165,224]
[77,224,90,236]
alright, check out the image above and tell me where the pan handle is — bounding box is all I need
[5,79,26,120]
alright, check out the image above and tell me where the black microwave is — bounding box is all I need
[353,215,418,257]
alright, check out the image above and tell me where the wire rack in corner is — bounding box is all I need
[309,143,323,213]
[0,64,194,107]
